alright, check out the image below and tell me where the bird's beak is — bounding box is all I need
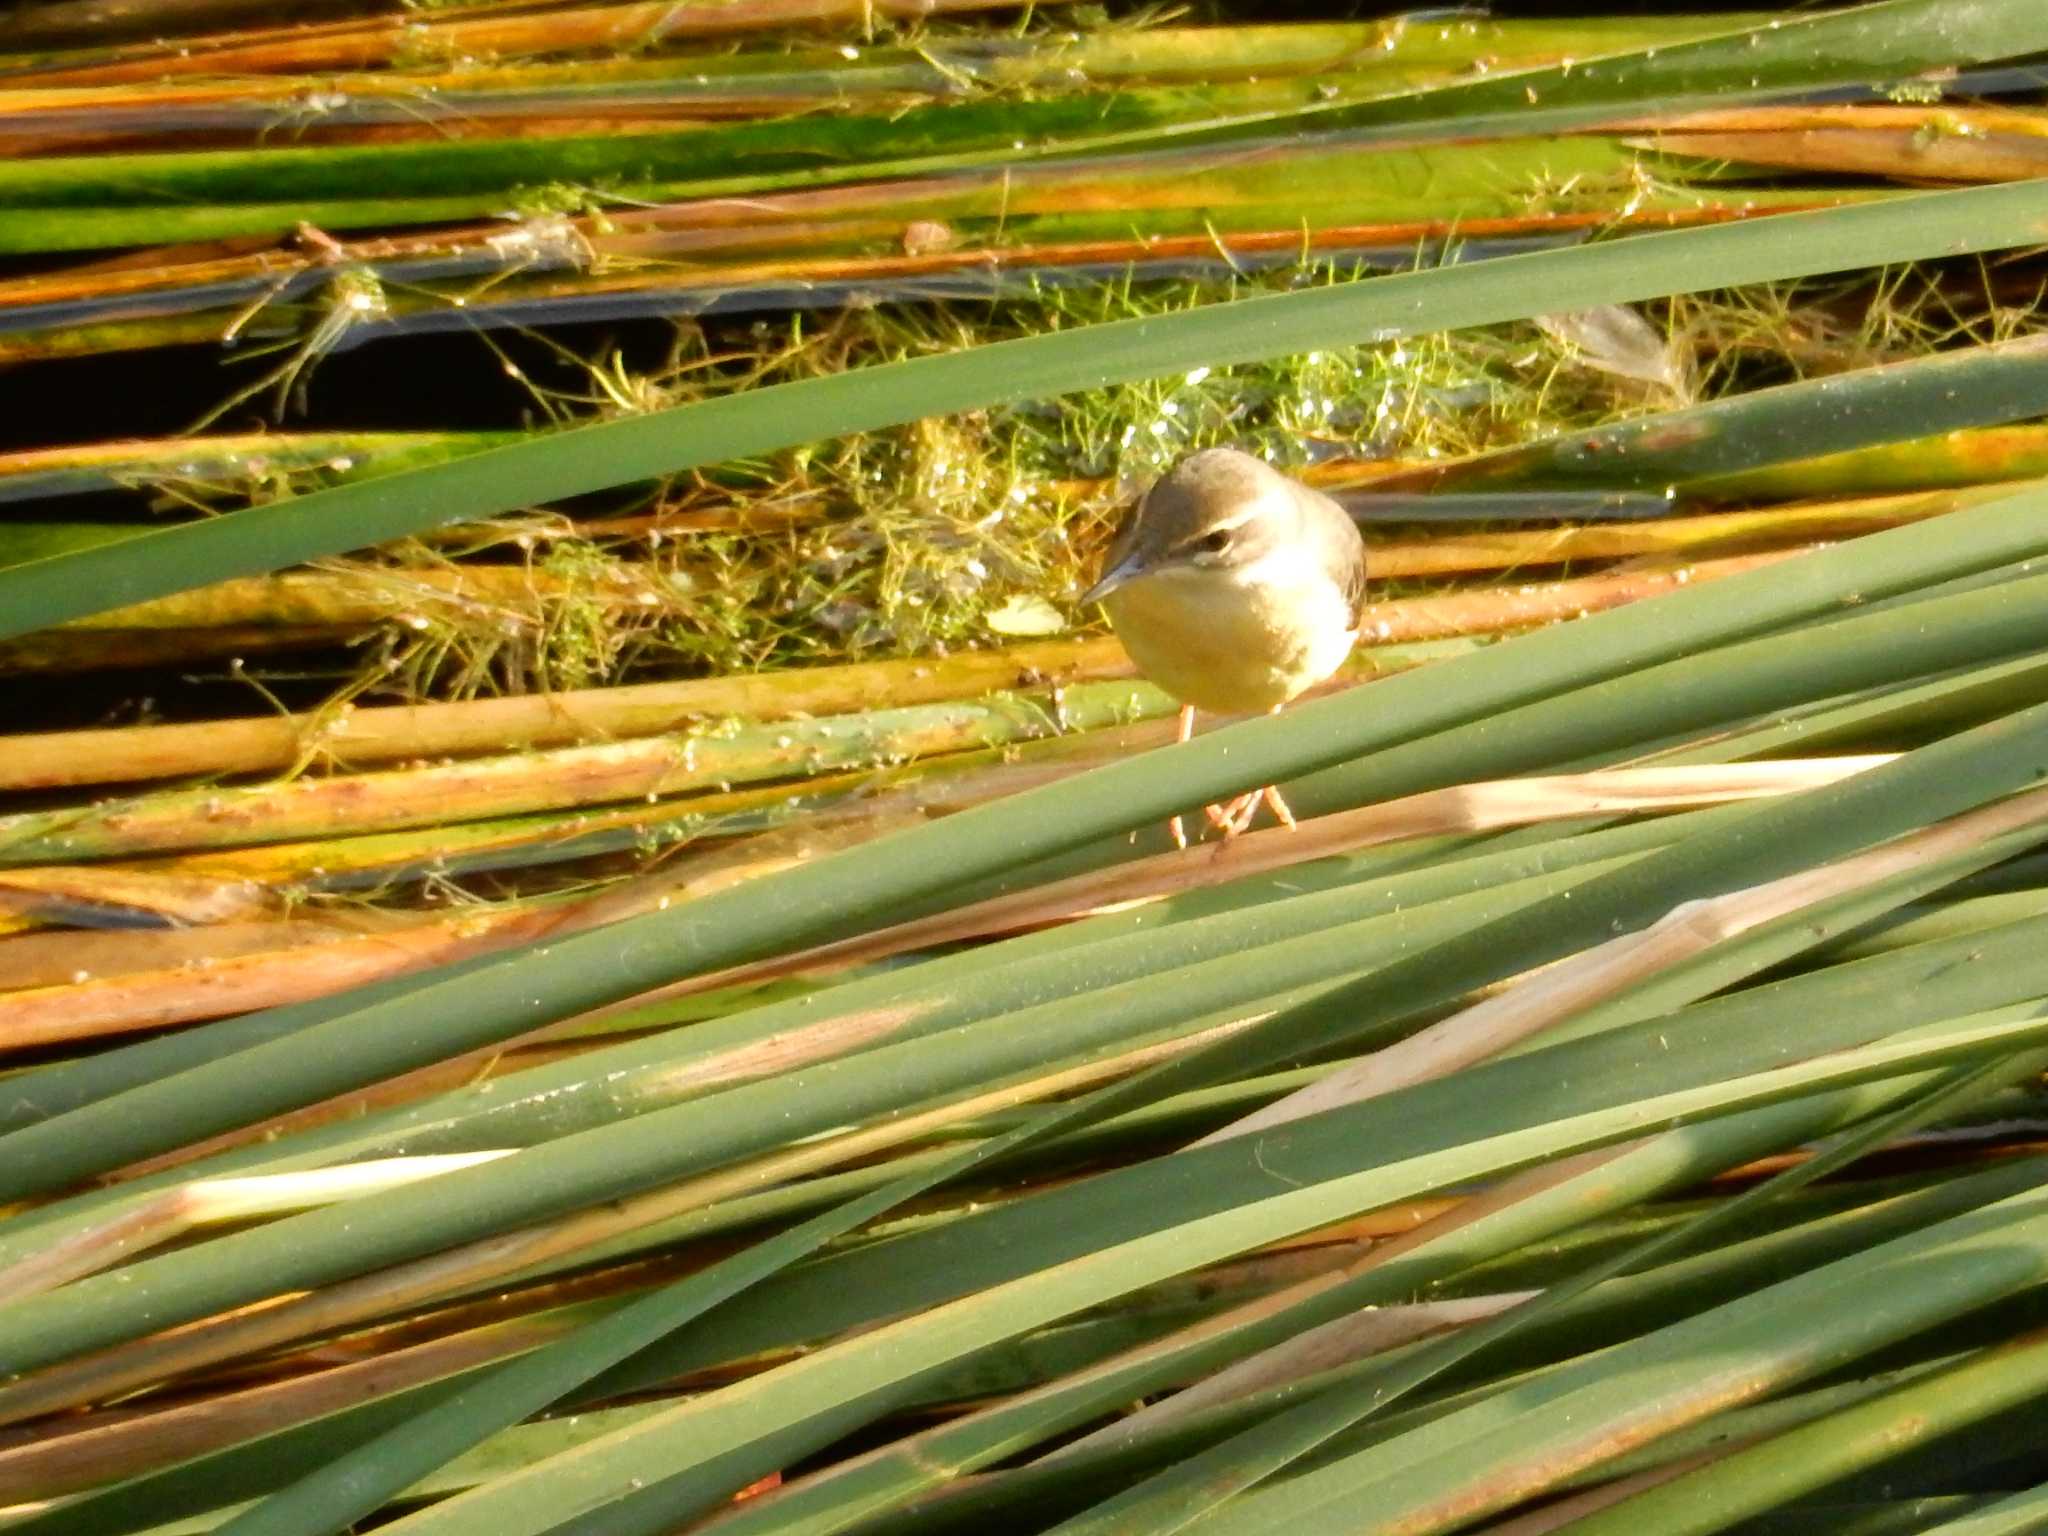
[1079,552,1145,607]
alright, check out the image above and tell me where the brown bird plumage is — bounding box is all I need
[1081,447,1368,841]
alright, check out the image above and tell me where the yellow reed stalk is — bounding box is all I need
[0,637,1135,791]
[0,550,1800,795]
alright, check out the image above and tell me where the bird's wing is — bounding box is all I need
[1300,482,1371,632]
[1339,540,1369,632]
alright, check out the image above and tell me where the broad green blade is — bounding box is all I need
[2,178,2046,640]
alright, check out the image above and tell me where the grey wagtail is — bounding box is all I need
[1079,447,1368,846]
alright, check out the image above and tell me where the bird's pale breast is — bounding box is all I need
[1103,545,1356,715]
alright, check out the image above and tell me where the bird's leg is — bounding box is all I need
[1216,791,1262,837]
[1185,705,1253,839]
[1221,783,1295,836]
[1169,704,1195,851]
[1216,705,1298,838]
[1199,701,1250,833]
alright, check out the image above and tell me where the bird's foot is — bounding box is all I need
[1260,784,1298,831]
[1204,785,1298,838]
[1203,796,1248,833]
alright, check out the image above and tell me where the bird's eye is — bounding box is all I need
[1198,529,1231,553]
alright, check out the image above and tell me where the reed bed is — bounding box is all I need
[5,2,2048,1533]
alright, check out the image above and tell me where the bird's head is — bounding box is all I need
[1080,447,1297,606]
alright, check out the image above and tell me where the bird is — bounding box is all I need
[1079,446,1369,847]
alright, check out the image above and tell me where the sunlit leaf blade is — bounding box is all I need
[4,178,2048,640]
[9,7,2048,1535]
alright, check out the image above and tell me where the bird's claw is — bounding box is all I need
[1165,708,1299,846]
[1198,785,1299,839]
